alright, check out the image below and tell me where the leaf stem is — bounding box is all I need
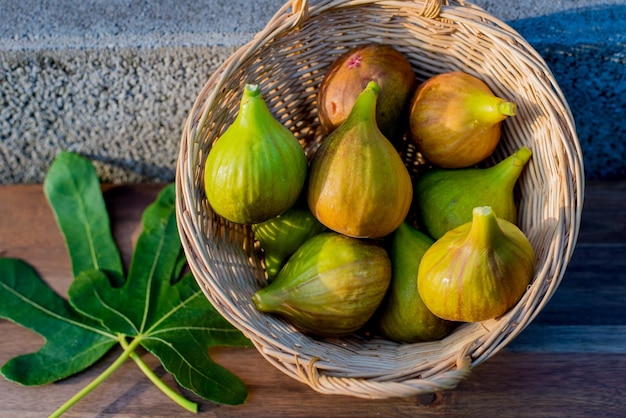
[49,336,142,418]
[120,337,198,414]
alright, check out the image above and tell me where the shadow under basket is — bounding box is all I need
[176,0,585,399]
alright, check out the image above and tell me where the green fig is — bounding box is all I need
[307,80,413,239]
[415,146,532,240]
[252,232,392,338]
[252,205,327,280]
[375,222,456,343]
[204,83,308,225]
[409,71,517,168]
[317,43,418,142]
[418,206,536,322]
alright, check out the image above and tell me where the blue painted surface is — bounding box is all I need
[509,5,626,180]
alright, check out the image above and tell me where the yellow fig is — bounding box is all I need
[252,232,391,338]
[204,84,308,224]
[408,71,517,168]
[417,206,535,322]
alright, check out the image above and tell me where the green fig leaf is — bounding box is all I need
[68,184,252,405]
[0,258,116,385]
[1,151,252,412]
[43,150,124,286]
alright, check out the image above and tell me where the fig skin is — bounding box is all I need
[414,146,532,239]
[317,43,418,142]
[307,80,413,239]
[375,222,456,343]
[408,71,517,168]
[204,84,308,225]
[252,232,392,338]
[417,206,536,323]
[252,205,327,280]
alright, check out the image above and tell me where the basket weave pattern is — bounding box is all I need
[176,0,584,398]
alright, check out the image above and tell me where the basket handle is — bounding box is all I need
[290,0,310,26]
[290,0,446,21]
[420,0,447,18]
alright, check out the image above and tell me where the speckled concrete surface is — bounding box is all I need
[1,0,625,183]
[1,46,238,183]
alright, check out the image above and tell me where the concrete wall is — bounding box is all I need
[1,0,625,183]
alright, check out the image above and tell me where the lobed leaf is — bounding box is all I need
[3,152,252,408]
[0,258,116,385]
[68,185,182,334]
[142,272,252,405]
[43,151,124,286]
[68,184,252,405]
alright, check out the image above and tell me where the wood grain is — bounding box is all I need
[1,181,625,417]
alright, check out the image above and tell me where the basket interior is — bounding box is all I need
[177,0,583,386]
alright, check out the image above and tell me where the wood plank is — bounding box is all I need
[0,316,626,417]
[451,352,626,417]
[0,184,71,296]
[528,243,626,326]
[2,318,625,417]
[1,181,625,416]
[577,180,626,243]
[506,325,626,353]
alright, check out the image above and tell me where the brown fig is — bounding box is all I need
[317,43,417,141]
[408,71,517,168]
[307,81,413,239]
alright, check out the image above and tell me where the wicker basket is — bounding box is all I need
[176,0,584,398]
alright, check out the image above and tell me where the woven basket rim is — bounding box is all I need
[175,0,585,399]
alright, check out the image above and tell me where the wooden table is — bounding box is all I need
[1,181,625,417]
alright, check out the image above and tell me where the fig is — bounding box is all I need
[408,71,517,168]
[204,83,308,224]
[375,222,456,343]
[252,205,327,280]
[307,80,413,239]
[414,146,532,239]
[252,232,392,338]
[317,43,417,141]
[418,206,536,322]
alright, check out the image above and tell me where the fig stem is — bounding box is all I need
[498,101,517,117]
[244,83,261,97]
[252,289,281,312]
[511,146,533,167]
[237,83,274,131]
[469,94,517,124]
[467,206,503,249]
[365,80,381,95]
[490,146,532,184]
[344,80,380,128]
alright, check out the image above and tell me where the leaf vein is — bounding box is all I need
[68,172,100,271]
[140,221,169,333]
[147,326,243,336]
[0,281,115,339]
[89,287,139,335]
[146,290,203,334]
[143,334,245,399]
